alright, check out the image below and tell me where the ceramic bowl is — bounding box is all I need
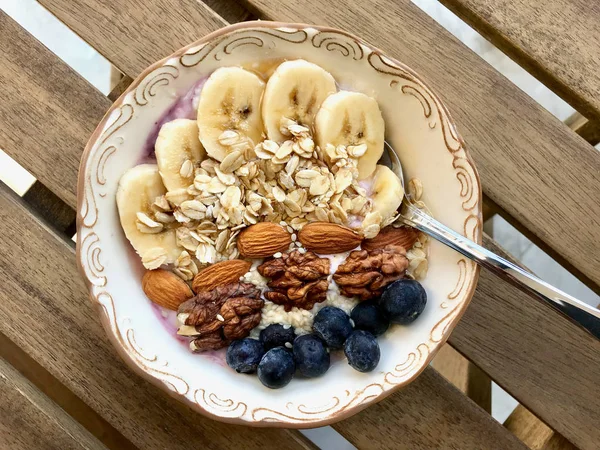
[77,21,482,427]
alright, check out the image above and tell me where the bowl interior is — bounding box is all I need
[77,22,481,427]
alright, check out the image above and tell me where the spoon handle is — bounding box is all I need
[401,205,600,340]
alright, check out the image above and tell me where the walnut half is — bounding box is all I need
[333,245,409,300]
[177,282,263,351]
[257,250,330,311]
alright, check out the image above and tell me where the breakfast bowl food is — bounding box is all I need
[77,21,481,427]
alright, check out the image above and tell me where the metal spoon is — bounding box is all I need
[381,141,600,339]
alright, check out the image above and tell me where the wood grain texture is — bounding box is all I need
[439,0,600,122]
[449,235,600,450]
[37,0,226,76]
[1,332,137,450]
[504,405,577,450]
[0,357,106,450]
[331,368,520,450]
[0,183,524,450]
[0,183,315,450]
[0,11,110,209]
[240,1,600,295]
[432,344,491,412]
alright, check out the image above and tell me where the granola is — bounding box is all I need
[134,117,383,279]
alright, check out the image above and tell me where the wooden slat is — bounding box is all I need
[109,67,123,93]
[28,1,600,291]
[504,406,578,450]
[564,112,588,131]
[1,332,137,450]
[331,367,519,449]
[438,0,600,122]
[0,357,106,450]
[564,112,600,145]
[0,11,110,209]
[37,0,226,76]
[239,2,600,292]
[481,199,498,223]
[0,180,525,450]
[0,184,316,450]
[449,235,600,450]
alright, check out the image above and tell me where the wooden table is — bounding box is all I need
[1,1,599,449]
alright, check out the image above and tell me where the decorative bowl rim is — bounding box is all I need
[76,20,482,428]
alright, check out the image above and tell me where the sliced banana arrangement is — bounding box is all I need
[117,59,408,272]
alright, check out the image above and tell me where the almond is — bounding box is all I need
[237,222,292,258]
[192,259,252,293]
[361,226,419,251]
[142,269,193,310]
[298,222,362,254]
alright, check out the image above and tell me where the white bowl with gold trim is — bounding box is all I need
[77,21,482,427]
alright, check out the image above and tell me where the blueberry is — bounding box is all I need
[312,306,353,349]
[380,279,427,324]
[259,324,295,351]
[351,300,390,336]
[257,347,295,389]
[293,334,330,377]
[344,330,380,372]
[226,339,265,374]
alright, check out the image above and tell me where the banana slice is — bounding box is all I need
[370,165,404,220]
[116,164,181,269]
[196,67,265,161]
[262,60,337,142]
[155,119,205,192]
[315,91,385,179]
